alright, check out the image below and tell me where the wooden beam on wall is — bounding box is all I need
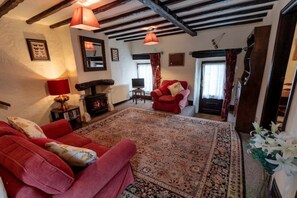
[137,0,196,36]
[191,49,242,58]
[26,0,76,24]
[0,0,24,18]
[50,0,131,29]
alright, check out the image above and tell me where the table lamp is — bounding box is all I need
[47,79,70,111]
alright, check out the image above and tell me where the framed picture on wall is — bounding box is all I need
[169,53,185,66]
[26,39,50,61]
[111,48,119,61]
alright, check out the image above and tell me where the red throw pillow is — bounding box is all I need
[0,136,74,194]
[0,121,28,139]
[159,80,178,95]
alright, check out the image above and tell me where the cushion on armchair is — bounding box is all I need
[168,82,185,97]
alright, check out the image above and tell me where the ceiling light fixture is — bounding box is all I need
[144,27,159,45]
[70,7,99,31]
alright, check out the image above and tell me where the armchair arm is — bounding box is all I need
[40,119,73,139]
[174,89,190,103]
[151,89,163,101]
[57,139,136,198]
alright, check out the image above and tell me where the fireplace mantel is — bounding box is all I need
[75,79,114,94]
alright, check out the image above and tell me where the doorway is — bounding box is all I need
[261,1,297,130]
[199,61,226,115]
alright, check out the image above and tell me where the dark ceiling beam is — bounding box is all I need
[193,18,263,32]
[103,1,275,35]
[26,0,76,24]
[108,5,272,39]
[49,0,131,29]
[0,0,24,18]
[117,28,183,40]
[116,13,266,40]
[97,0,188,26]
[96,0,225,33]
[134,0,195,35]
[123,18,263,42]
[124,31,184,42]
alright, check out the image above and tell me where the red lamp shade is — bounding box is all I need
[84,41,95,51]
[70,7,100,31]
[144,32,159,45]
[47,79,70,95]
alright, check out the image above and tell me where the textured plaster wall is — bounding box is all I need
[108,40,137,90]
[129,24,257,101]
[0,17,79,125]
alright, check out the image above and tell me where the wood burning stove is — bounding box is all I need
[75,79,114,117]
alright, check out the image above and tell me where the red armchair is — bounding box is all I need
[151,80,190,114]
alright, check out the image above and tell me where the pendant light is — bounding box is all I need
[144,27,159,45]
[70,7,99,31]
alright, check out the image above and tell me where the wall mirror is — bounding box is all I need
[79,36,107,72]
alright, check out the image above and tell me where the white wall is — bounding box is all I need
[108,40,137,89]
[130,24,256,101]
[0,17,79,125]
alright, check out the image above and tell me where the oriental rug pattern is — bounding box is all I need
[76,107,243,198]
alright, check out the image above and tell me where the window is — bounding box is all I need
[137,63,153,92]
[201,62,226,99]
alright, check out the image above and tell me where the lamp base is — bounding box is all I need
[54,95,69,111]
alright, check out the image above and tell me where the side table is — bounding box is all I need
[131,89,145,104]
[50,105,82,130]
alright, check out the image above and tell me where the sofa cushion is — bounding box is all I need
[30,138,61,148]
[158,95,175,103]
[7,117,46,139]
[83,142,109,157]
[0,136,74,194]
[45,142,98,167]
[57,133,92,147]
[0,121,27,139]
[168,82,185,97]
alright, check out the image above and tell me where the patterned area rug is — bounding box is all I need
[76,107,243,198]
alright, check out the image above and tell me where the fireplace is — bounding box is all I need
[85,93,108,116]
[75,79,114,117]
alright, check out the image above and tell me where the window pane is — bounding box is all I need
[202,63,225,99]
[137,64,153,92]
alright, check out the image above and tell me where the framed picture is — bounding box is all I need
[111,48,119,61]
[169,53,185,66]
[26,39,50,61]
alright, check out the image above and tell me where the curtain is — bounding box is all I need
[202,62,226,99]
[193,59,202,113]
[221,50,237,121]
[138,63,153,92]
[150,53,161,90]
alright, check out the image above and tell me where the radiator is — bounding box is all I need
[110,84,129,104]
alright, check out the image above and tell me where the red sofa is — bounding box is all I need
[0,119,136,198]
[151,80,190,114]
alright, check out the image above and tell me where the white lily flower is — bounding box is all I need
[252,122,263,134]
[276,138,297,159]
[274,132,289,141]
[265,154,297,176]
[252,134,266,148]
[270,121,281,133]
